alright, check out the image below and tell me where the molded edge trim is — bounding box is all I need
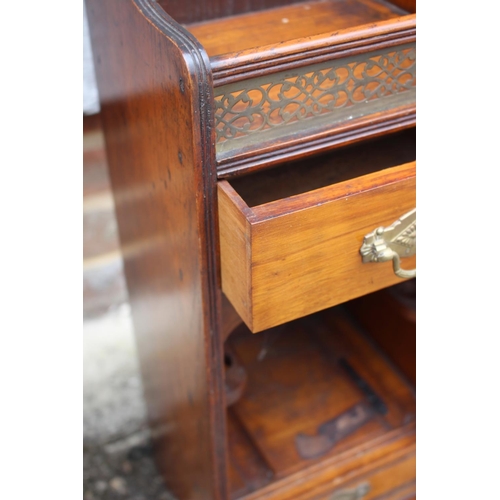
[211,16,416,85]
[130,2,228,498]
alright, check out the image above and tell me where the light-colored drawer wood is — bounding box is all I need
[218,143,415,333]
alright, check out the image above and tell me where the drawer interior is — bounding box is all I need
[225,284,416,499]
[186,0,415,59]
[228,128,415,206]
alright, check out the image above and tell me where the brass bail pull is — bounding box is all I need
[359,208,416,279]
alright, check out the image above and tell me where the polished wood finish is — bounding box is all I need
[86,1,228,499]
[216,108,416,178]
[204,16,415,85]
[183,0,416,178]
[158,0,415,26]
[213,43,415,171]
[218,152,416,332]
[309,452,415,500]
[187,0,408,58]
[225,305,415,499]
[346,281,416,385]
[103,1,415,182]
[229,130,415,205]
[87,0,416,498]
[389,0,415,13]
[158,0,307,24]
[218,185,253,331]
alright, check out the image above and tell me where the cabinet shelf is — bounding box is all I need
[184,0,416,176]
[225,295,416,499]
[186,0,410,62]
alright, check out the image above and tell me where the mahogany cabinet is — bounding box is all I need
[87,1,416,498]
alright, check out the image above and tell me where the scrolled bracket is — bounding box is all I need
[360,208,416,279]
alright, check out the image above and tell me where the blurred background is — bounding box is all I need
[83,3,173,499]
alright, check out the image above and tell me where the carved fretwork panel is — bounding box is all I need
[214,44,416,158]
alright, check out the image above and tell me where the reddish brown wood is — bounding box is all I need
[216,108,415,178]
[86,1,228,499]
[208,15,415,85]
[235,432,415,500]
[224,345,248,406]
[346,282,416,385]
[187,0,408,59]
[228,129,415,206]
[157,0,307,24]
[227,413,274,498]
[305,452,415,500]
[157,0,414,25]
[389,0,415,13]
[225,304,415,499]
[87,1,416,498]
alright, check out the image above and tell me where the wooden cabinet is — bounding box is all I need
[87,1,416,498]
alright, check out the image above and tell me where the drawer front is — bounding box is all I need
[218,161,416,333]
[309,452,416,500]
[239,443,416,500]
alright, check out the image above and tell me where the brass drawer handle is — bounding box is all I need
[360,208,416,279]
[331,482,370,500]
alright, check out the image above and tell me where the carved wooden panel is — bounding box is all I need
[214,43,416,157]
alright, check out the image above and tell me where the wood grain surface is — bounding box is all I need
[229,129,415,205]
[216,108,416,178]
[86,1,228,499]
[225,306,415,499]
[158,0,307,24]
[182,1,416,178]
[88,1,416,498]
[187,0,408,58]
[158,0,414,25]
[310,453,415,500]
[213,44,415,171]
[219,159,416,332]
[208,16,415,85]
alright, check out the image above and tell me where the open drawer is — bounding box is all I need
[218,129,416,333]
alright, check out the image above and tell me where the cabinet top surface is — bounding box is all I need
[186,0,409,58]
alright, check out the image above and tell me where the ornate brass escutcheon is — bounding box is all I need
[331,482,370,500]
[359,209,416,279]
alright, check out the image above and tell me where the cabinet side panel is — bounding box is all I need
[86,1,227,499]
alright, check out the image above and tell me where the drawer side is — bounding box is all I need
[218,181,254,330]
